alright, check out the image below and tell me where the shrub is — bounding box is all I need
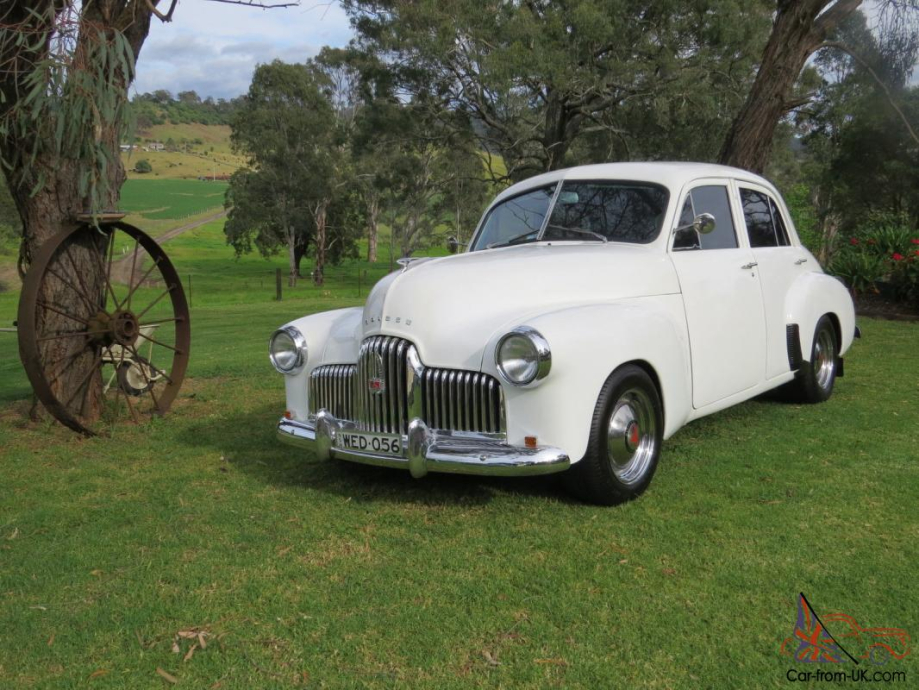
[830,213,919,303]
[829,251,885,294]
[134,159,152,173]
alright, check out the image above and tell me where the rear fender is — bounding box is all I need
[785,273,856,359]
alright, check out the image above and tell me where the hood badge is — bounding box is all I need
[367,352,386,394]
[364,315,412,326]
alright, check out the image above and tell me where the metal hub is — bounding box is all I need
[607,387,657,487]
[87,309,139,347]
[111,310,139,346]
[814,329,836,391]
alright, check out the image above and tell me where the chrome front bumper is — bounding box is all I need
[277,411,570,478]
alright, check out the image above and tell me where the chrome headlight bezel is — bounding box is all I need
[269,326,308,375]
[495,326,551,386]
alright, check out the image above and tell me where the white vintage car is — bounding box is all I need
[271,163,857,504]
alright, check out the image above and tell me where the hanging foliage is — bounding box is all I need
[0,4,135,221]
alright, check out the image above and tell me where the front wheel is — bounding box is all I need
[790,316,838,404]
[563,365,663,505]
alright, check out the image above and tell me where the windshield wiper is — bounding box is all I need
[545,224,608,243]
[487,230,540,249]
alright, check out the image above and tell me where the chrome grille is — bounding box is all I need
[309,364,356,420]
[309,336,506,437]
[355,336,411,434]
[421,368,505,434]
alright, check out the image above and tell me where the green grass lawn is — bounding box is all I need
[1,220,918,688]
[120,179,228,221]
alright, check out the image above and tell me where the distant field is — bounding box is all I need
[120,179,228,220]
[123,123,244,180]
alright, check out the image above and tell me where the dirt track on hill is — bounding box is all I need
[111,209,227,285]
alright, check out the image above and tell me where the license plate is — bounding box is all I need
[335,431,403,458]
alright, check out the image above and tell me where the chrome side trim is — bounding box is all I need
[277,414,570,478]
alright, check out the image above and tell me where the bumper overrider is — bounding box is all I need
[277,410,571,478]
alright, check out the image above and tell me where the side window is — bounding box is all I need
[741,188,779,248]
[769,198,791,246]
[673,185,738,251]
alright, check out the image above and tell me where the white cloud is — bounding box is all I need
[133,0,353,99]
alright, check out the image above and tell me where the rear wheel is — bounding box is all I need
[790,315,837,404]
[564,365,663,505]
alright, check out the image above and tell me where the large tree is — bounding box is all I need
[225,60,338,286]
[719,0,919,172]
[344,0,773,179]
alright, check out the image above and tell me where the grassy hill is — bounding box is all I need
[124,123,245,180]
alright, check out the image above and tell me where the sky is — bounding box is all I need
[133,0,355,99]
[133,1,916,99]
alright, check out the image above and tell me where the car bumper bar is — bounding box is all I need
[277,411,570,479]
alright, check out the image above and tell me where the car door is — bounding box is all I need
[669,180,767,409]
[737,184,813,379]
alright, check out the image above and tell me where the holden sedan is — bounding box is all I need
[270,163,857,504]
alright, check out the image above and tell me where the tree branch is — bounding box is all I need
[813,0,865,41]
[146,0,178,22]
[203,0,301,9]
[818,40,919,146]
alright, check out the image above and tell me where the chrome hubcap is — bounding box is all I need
[607,388,657,486]
[814,329,836,391]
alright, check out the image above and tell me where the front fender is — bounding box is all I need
[280,307,363,421]
[482,296,693,463]
[785,273,856,359]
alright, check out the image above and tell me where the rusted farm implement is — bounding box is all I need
[16,214,190,435]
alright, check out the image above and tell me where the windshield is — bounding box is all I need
[471,185,556,250]
[471,180,669,250]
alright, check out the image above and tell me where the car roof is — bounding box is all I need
[491,162,776,205]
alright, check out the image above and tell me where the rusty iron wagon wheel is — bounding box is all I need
[17,217,190,436]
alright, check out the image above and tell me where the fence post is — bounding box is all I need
[275,268,282,301]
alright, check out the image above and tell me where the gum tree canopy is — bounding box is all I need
[0,0,294,427]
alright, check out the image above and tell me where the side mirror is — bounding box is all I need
[676,212,716,236]
[446,236,460,254]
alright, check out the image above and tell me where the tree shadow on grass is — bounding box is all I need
[177,400,575,507]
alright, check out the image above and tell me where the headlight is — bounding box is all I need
[269,326,307,374]
[496,326,551,386]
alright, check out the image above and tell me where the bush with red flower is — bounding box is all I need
[830,215,919,304]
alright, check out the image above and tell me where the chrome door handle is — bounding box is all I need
[741,262,758,270]
[795,258,808,265]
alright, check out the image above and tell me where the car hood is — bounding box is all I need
[362,242,680,369]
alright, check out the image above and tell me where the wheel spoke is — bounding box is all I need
[121,257,163,311]
[63,244,104,313]
[44,348,88,388]
[138,316,185,327]
[63,351,103,411]
[45,267,97,314]
[126,238,139,311]
[95,230,121,310]
[37,329,107,342]
[142,332,183,354]
[37,300,91,326]
[127,343,162,412]
[135,283,175,320]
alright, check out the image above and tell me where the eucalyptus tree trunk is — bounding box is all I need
[367,196,379,263]
[313,201,329,286]
[0,2,154,425]
[719,0,863,172]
